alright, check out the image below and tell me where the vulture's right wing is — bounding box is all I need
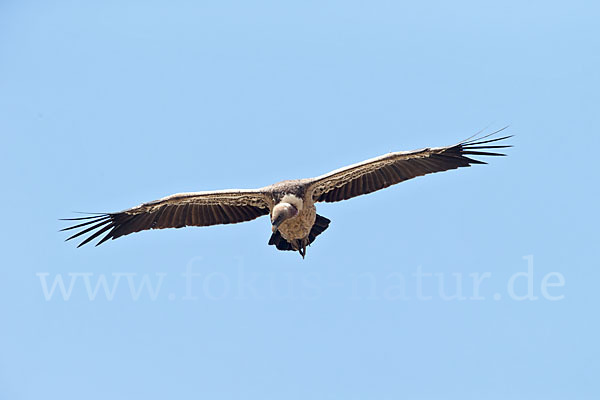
[308,130,512,203]
[62,189,272,247]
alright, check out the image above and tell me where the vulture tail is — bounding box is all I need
[268,214,331,256]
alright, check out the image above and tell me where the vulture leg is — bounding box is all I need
[299,239,307,259]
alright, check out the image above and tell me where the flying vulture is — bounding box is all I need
[62,130,511,258]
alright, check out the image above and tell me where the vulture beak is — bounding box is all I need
[272,220,283,233]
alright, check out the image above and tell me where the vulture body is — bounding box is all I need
[62,130,511,258]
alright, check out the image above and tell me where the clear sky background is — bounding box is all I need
[1,1,599,399]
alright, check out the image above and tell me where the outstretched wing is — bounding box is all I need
[308,129,512,203]
[62,189,272,247]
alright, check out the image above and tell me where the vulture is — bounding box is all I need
[62,130,511,258]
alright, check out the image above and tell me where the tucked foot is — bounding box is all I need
[297,237,309,259]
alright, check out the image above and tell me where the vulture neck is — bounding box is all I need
[280,194,304,211]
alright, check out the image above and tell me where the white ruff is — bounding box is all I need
[281,194,303,211]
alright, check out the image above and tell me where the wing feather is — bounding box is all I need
[62,189,272,247]
[309,129,512,203]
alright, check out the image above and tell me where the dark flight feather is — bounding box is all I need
[310,130,512,203]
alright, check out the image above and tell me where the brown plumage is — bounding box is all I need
[62,129,511,257]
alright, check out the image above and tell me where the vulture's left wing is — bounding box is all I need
[62,189,272,247]
[308,130,511,203]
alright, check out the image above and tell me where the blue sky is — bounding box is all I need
[1,1,599,399]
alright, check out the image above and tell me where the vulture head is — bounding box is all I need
[271,202,298,232]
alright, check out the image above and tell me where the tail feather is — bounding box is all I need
[308,214,330,245]
[268,230,294,251]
